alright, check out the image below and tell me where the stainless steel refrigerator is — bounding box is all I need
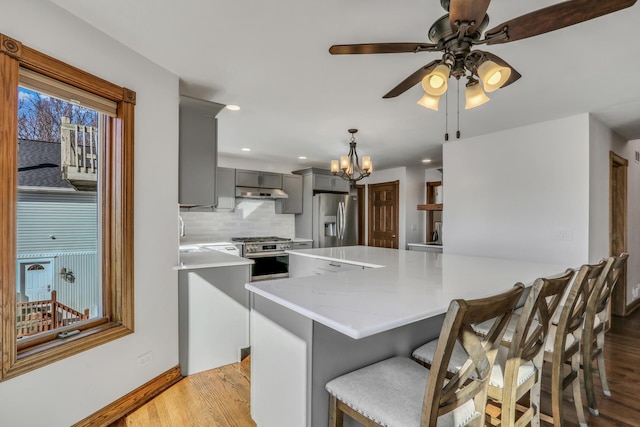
[312,193,358,248]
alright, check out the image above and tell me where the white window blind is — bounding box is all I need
[19,67,117,117]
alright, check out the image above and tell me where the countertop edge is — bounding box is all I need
[286,249,385,269]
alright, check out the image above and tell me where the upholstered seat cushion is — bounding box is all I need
[473,314,522,343]
[413,340,536,389]
[325,356,479,427]
[544,324,576,353]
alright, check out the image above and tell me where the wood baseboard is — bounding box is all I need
[72,365,183,427]
[626,297,640,315]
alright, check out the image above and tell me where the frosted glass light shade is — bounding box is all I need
[477,60,511,93]
[421,64,450,96]
[465,82,489,109]
[362,156,371,172]
[417,92,441,111]
[340,156,349,170]
[331,159,340,173]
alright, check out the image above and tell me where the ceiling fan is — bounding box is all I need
[330,0,637,110]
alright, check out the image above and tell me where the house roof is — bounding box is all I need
[18,139,75,190]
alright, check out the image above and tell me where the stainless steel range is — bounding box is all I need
[231,236,292,281]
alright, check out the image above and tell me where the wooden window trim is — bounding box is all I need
[0,33,136,381]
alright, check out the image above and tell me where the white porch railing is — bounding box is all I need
[60,116,98,191]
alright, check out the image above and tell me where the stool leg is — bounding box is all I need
[583,337,598,416]
[329,395,344,427]
[596,329,612,397]
[572,352,587,427]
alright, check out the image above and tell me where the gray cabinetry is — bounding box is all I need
[178,96,224,206]
[292,240,312,250]
[236,169,283,189]
[276,174,303,214]
[260,172,283,189]
[288,253,364,278]
[216,167,236,210]
[313,173,350,193]
[236,169,259,187]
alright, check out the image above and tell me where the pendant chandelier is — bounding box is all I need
[330,129,372,183]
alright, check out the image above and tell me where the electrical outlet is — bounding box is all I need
[633,284,640,300]
[552,228,572,241]
[137,351,153,367]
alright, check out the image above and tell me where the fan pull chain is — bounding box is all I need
[444,86,449,141]
[456,79,461,139]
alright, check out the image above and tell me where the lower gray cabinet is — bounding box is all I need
[289,253,363,278]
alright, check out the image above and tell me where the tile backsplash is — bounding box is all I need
[180,199,295,243]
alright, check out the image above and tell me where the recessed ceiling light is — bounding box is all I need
[226,105,240,111]
[421,159,432,163]
[241,148,251,152]
[298,156,307,160]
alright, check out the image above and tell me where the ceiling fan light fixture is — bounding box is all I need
[465,78,490,109]
[417,92,441,111]
[477,60,511,93]
[421,64,450,96]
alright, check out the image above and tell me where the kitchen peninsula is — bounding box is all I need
[246,246,566,427]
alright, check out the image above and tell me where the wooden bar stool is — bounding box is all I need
[541,260,606,427]
[325,285,524,427]
[583,253,629,415]
[413,270,574,427]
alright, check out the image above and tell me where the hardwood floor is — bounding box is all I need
[121,357,254,427]
[120,310,640,426]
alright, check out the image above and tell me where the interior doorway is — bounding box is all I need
[368,180,399,249]
[610,151,628,316]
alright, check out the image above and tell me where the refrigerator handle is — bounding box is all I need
[339,202,346,240]
[336,203,342,241]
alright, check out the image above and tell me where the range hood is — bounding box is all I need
[235,187,288,199]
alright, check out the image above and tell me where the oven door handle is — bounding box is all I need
[245,252,289,259]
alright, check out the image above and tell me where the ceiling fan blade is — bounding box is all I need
[485,0,637,44]
[382,60,441,99]
[449,0,491,34]
[329,43,437,55]
[475,51,522,88]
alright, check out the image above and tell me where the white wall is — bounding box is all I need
[443,114,591,266]
[0,2,180,426]
[589,116,640,305]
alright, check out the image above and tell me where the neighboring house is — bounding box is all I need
[17,138,99,318]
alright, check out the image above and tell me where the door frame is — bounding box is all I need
[355,184,365,245]
[610,151,629,316]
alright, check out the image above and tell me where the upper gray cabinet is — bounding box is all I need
[312,172,350,193]
[178,96,224,206]
[276,174,303,214]
[216,167,236,210]
[236,169,283,189]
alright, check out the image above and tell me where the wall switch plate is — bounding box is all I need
[137,351,153,367]
[552,228,573,241]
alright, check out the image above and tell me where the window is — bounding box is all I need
[0,33,135,380]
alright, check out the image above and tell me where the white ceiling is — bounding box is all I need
[53,0,640,170]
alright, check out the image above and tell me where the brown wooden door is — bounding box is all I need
[610,151,628,316]
[368,180,399,248]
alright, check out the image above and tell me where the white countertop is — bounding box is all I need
[174,251,253,271]
[407,242,443,248]
[246,246,566,339]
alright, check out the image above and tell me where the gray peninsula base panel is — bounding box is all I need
[250,294,446,427]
